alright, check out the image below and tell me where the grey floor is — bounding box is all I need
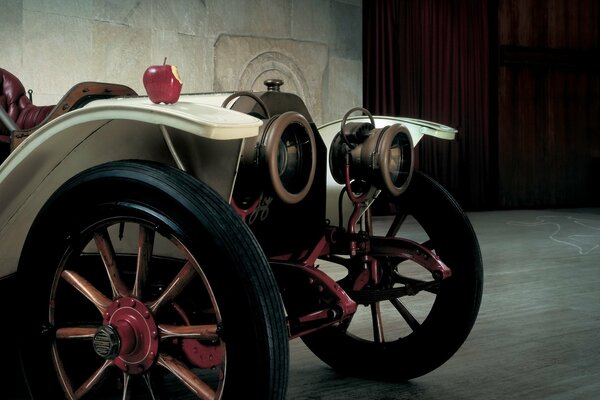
[5,208,600,399]
[287,208,600,399]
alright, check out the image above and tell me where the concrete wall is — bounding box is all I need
[0,0,362,125]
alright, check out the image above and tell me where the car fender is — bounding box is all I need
[0,94,262,277]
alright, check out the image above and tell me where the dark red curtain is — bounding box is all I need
[363,0,494,210]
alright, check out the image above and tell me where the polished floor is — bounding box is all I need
[5,208,600,399]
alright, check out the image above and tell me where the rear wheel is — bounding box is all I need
[303,171,483,381]
[18,160,288,399]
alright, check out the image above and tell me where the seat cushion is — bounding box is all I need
[16,103,55,130]
[1,68,28,122]
[1,68,55,131]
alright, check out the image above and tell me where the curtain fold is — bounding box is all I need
[363,0,492,209]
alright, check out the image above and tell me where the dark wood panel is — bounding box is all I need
[497,0,599,208]
[498,66,599,207]
[499,0,599,48]
[499,46,600,71]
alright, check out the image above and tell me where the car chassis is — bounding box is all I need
[0,70,483,400]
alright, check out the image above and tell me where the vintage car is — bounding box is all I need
[0,67,483,399]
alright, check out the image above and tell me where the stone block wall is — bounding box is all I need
[0,0,362,125]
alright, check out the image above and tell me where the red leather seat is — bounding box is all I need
[1,68,137,162]
[1,68,54,135]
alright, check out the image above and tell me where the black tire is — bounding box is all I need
[17,160,288,399]
[302,171,483,381]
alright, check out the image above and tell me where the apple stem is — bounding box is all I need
[163,57,167,65]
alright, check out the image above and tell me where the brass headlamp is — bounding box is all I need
[229,94,317,209]
[329,107,414,197]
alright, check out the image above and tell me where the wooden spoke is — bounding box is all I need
[390,298,421,332]
[158,324,219,341]
[133,225,155,298]
[94,229,129,297]
[386,213,407,237]
[121,373,131,400]
[72,359,113,400]
[55,326,97,340]
[370,302,385,343]
[148,261,196,314]
[157,353,217,400]
[61,270,111,315]
[141,373,158,400]
[392,271,440,295]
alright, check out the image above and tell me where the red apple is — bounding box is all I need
[143,58,183,104]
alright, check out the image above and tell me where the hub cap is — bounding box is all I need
[93,325,121,359]
[99,296,159,374]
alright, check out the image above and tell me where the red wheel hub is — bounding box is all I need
[93,296,159,374]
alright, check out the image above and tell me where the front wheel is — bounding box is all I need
[18,160,288,399]
[303,171,483,381]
